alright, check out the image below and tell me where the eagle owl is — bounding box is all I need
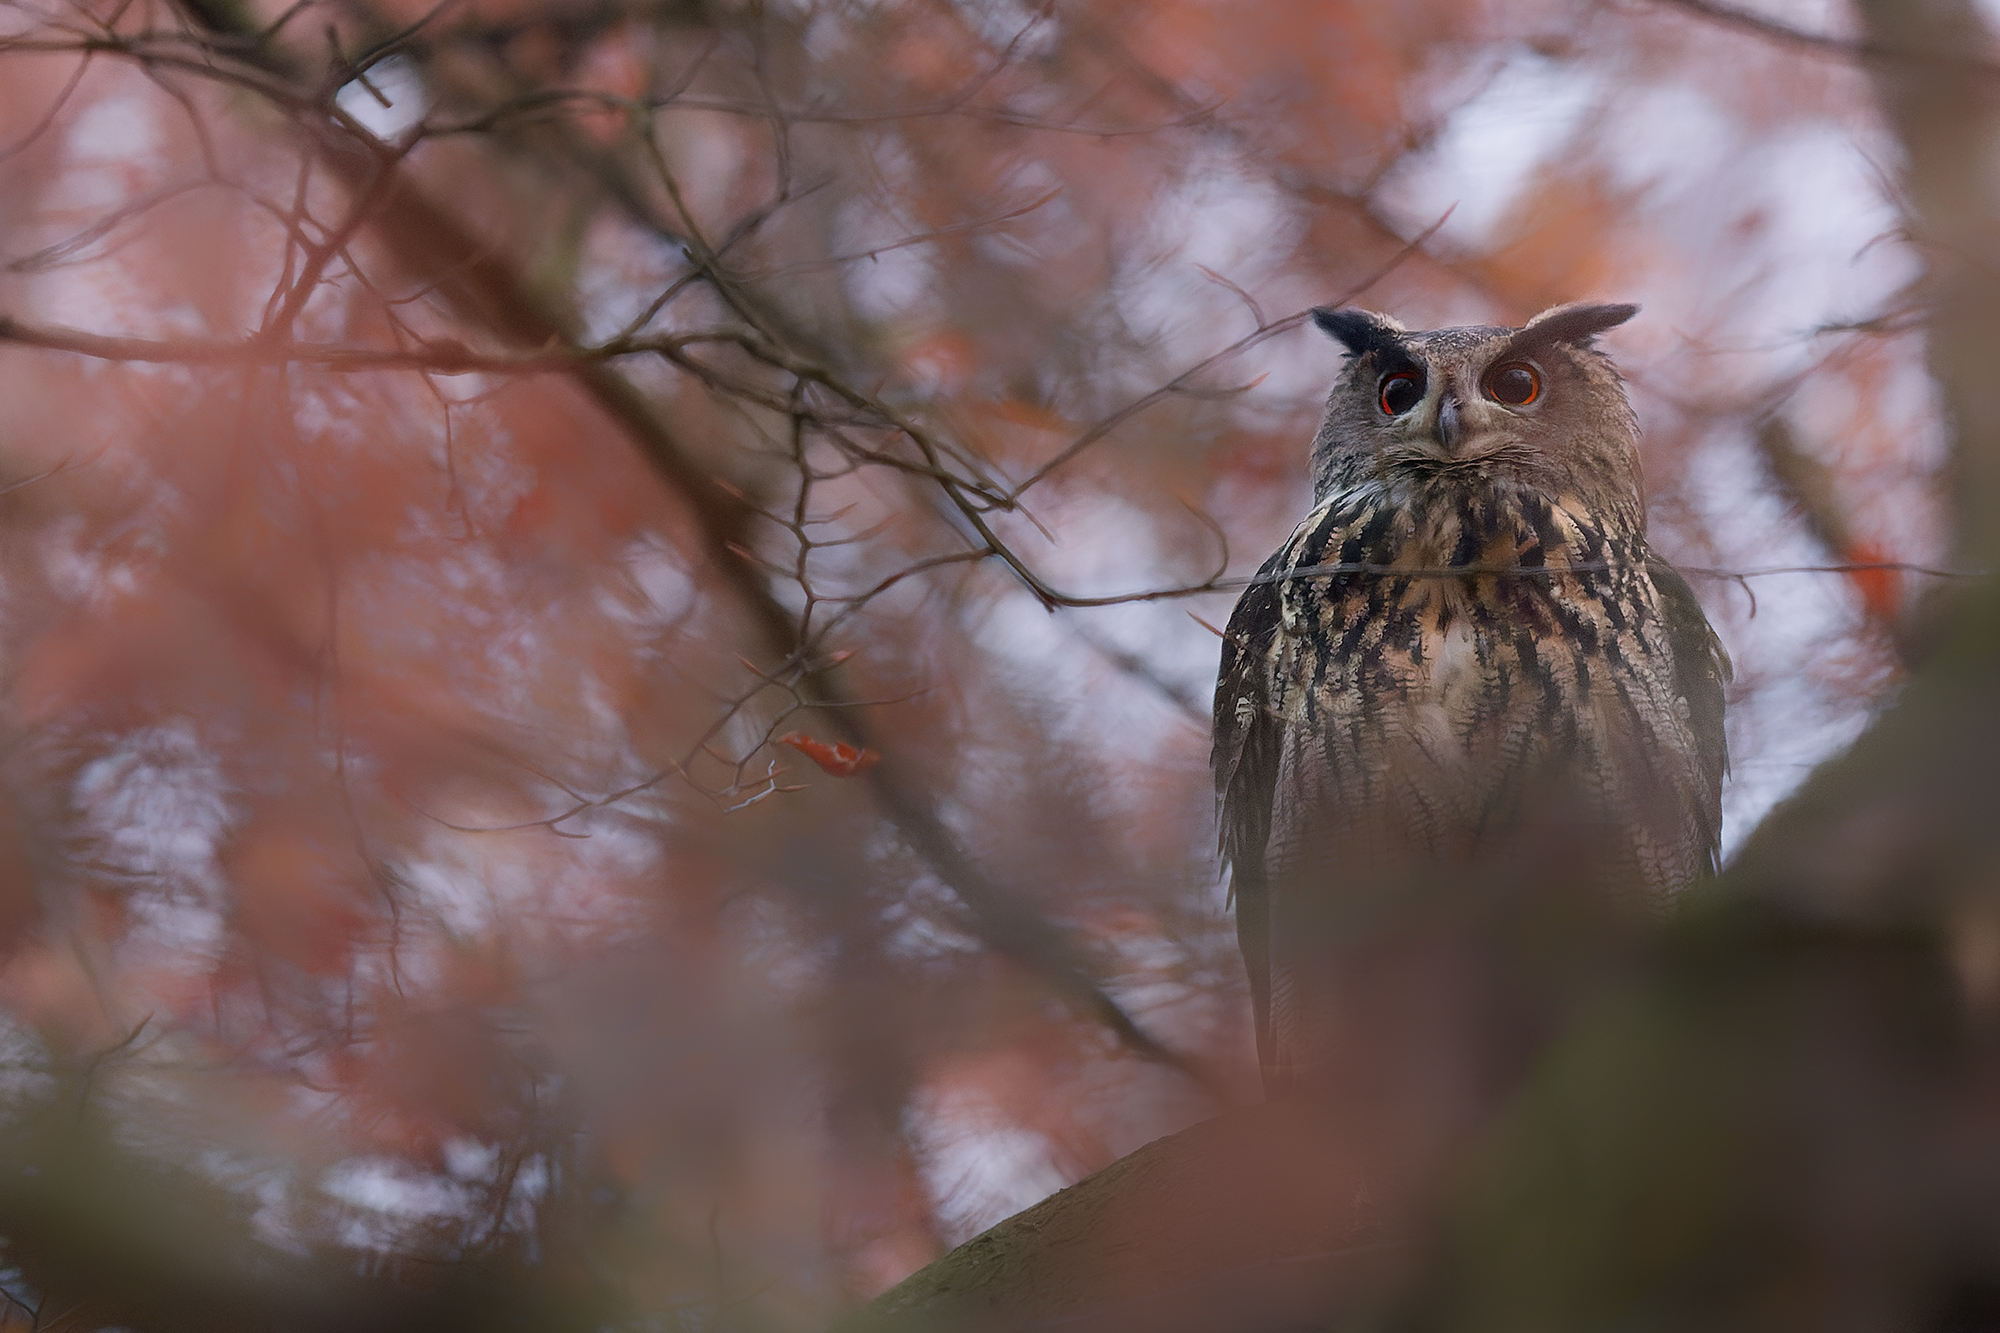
[1211,303,1729,1097]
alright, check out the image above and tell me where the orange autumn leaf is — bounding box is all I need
[1844,540,1901,621]
[779,732,882,777]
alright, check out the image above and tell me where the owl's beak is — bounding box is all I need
[1437,395,1464,453]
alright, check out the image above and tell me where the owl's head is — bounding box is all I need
[1306,301,1644,523]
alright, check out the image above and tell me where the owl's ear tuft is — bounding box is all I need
[1518,302,1639,349]
[1312,308,1407,361]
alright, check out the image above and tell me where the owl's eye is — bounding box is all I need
[1378,370,1424,416]
[1485,362,1542,406]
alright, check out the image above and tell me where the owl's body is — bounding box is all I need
[1213,304,1728,1096]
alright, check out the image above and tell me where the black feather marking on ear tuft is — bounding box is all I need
[1510,302,1639,355]
[1312,308,1406,362]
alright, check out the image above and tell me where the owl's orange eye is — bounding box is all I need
[1378,370,1424,416]
[1485,362,1541,406]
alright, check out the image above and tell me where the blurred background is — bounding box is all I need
[0,0,1963,1328]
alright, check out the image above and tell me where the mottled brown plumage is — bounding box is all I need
[1213,303,1729,1096]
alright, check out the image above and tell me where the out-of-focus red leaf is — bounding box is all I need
[1844,540,1901,621]
[900,330,976,389]
[779,731,881,777]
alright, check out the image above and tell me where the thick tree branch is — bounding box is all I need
[1852,0,2000,568]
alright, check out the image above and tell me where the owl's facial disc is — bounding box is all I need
[1384,359,1546,467]
[1309,304,1644,513]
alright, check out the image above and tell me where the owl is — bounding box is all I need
[1212,302,1730,1097]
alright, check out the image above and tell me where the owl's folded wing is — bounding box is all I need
[1212,554,1289,1073]
[1647,556,1732,872]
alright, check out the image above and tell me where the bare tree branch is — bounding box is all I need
[148,0,1220,1091]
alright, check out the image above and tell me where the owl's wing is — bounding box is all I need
[1647,557,1732,871]
[1212,552,1288,1074]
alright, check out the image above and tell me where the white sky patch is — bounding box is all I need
[251,1136,541,1255]
[839,191,942,324]
[24,90,217,342]
[973,158,1074,269]
[982,488,1219,705]
[322,1156,478,1250]
[950,0,1059,60]
[800,9,849,61]
[598,532,702,634]
[1115,163,1297,359]
[1172,166,1294,280]
[1228,311,1357,409]
[400,836,544,940]
[839,146,1083,324]
[904,1086,1072,1245]
[335,57,428,143]
[574,216,699,343]
[40,513,145,604]
[879,872,984,962]
[399,815,655,944]
[54,93,165,212]
[992,489,1177,600]
[953,590,1209,877]
[1377,50,1602,250]
[0,1024,55,1109]
[1667,428,1885,856]
[1060,598,1217,715]
[953,493,1220,845]
[73,720,236,958]
[1597,80,1736,207]
[655,109,751,236]
[443,1137,500,1182]
[1677,122,1912,358]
